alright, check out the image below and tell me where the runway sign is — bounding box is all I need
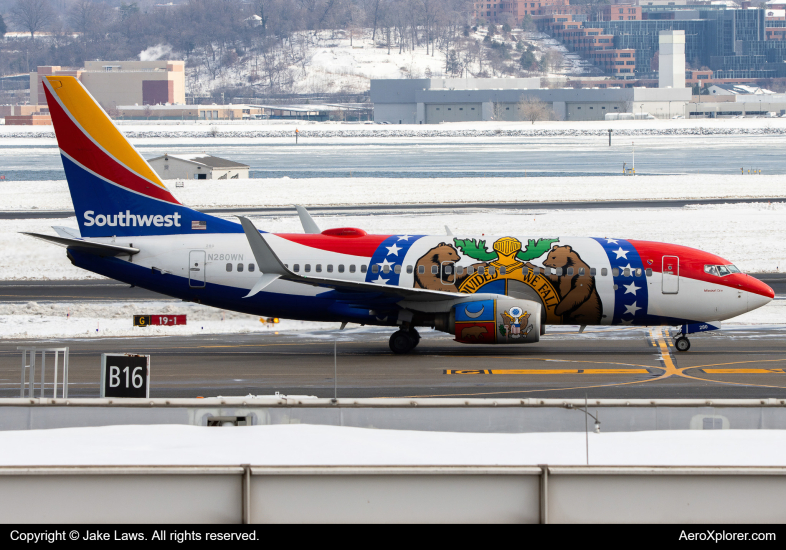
[100,354,150,398]
[134,315,186,327]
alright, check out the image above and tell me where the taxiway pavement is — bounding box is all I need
[2,326,785,399]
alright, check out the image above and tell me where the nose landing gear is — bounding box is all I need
[674,335,691,352]
[389,328,421,354]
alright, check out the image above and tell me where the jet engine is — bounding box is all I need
[433,298,541,344]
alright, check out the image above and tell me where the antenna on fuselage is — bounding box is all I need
[295,205,321,234]
[445,225,454,236]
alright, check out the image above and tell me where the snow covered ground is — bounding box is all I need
[1,424,785,466]
[5,117,786,138]
[2,175,785,211]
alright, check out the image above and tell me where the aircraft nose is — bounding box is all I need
[744,275,774,312]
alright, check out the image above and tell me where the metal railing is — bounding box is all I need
[18,347,69,399]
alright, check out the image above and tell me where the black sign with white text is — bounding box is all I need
[100,354,150,398]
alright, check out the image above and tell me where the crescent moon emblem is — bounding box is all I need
[465,305,485,319]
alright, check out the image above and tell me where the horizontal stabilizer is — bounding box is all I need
[22,233,139,257]
[244,273,281,298]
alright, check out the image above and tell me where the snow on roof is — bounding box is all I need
[150,153,249,169]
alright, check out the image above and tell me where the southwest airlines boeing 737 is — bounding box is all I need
[26,76,774,354]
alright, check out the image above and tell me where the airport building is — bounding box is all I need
[148,153,250,180]
[371,78,692,123]
[30,60,186,110]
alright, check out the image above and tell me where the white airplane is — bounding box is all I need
[26,76,774,354]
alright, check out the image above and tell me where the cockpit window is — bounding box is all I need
[705,264,739,277]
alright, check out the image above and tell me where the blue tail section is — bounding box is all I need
[63,155,242,237]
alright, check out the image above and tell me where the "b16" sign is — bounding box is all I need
[100,354,150,398]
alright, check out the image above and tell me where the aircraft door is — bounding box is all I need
[189,250,206,288]
[440,261,456,286]
[662,255,679,294]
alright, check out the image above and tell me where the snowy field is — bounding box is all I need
[2,175,785,211]
[5,117,786,139]
[2,424,786,466]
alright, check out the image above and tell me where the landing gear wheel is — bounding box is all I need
[674,336,691,352]
[389,330,416,354]
[410,328,421,348]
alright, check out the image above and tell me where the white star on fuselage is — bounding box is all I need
[397,235,413,241]
[623,302,642,316]
[618,263,634,274]
[613,247,629,259]
[386,243,402,256]
[623,282,641,295]
[372,276,390,285]
[606,238,619,244]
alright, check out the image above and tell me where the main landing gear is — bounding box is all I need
[673,334,691,352]
[389,328,421,354]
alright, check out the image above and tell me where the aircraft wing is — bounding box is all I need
[22,233,140,257]
[238,216,496,303]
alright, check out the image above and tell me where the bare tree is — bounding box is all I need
[517,95,553,124]
[10,0,54,39]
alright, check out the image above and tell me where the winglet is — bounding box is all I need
[295,205,321,234]
[237,216,290,297]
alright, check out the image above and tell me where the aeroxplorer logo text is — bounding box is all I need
[83,210,182,228]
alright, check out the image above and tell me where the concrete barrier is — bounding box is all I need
[1,397,786,433]
[2,465,785,524]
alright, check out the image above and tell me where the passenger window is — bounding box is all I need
[238,263,244,272]
[556,268,563,276]
[522,266,529,276]
[578,267,584,276]
[407,265,413,274]
[456,266,464,276]
[499,266,506,275]
[394,265,401,274]
[532,267,539,275]
[601,268,608,276]
[477,267,485,275]
[249,263,255,272]
[589,267,595,276]
[418,265,425,274]
[293,264,300,272]
[382,265,390,274]
[316,264,322,273]
[305,264,311,273]
[372,265,379,273]
[226,263,232,272]
[488,266,496,276]
[350,265,356,273]
[338,265,344,273]
[327,265,333,273]
[646,268,652,277]
[634,268,642,277]
[612,268,619,277]
[567,267,574,276]
[467,266,475,275]
[361,265,367,273]
[431,265,439,275]
[623,268,630,277]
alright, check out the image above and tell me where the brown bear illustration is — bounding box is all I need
[414,243,461,291]
[542,245,603,325]
[461,326,488,340]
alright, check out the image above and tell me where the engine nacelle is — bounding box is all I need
[434,298,541,344]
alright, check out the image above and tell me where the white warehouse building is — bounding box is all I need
[371,78,692,123]
[148,153,250,180]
